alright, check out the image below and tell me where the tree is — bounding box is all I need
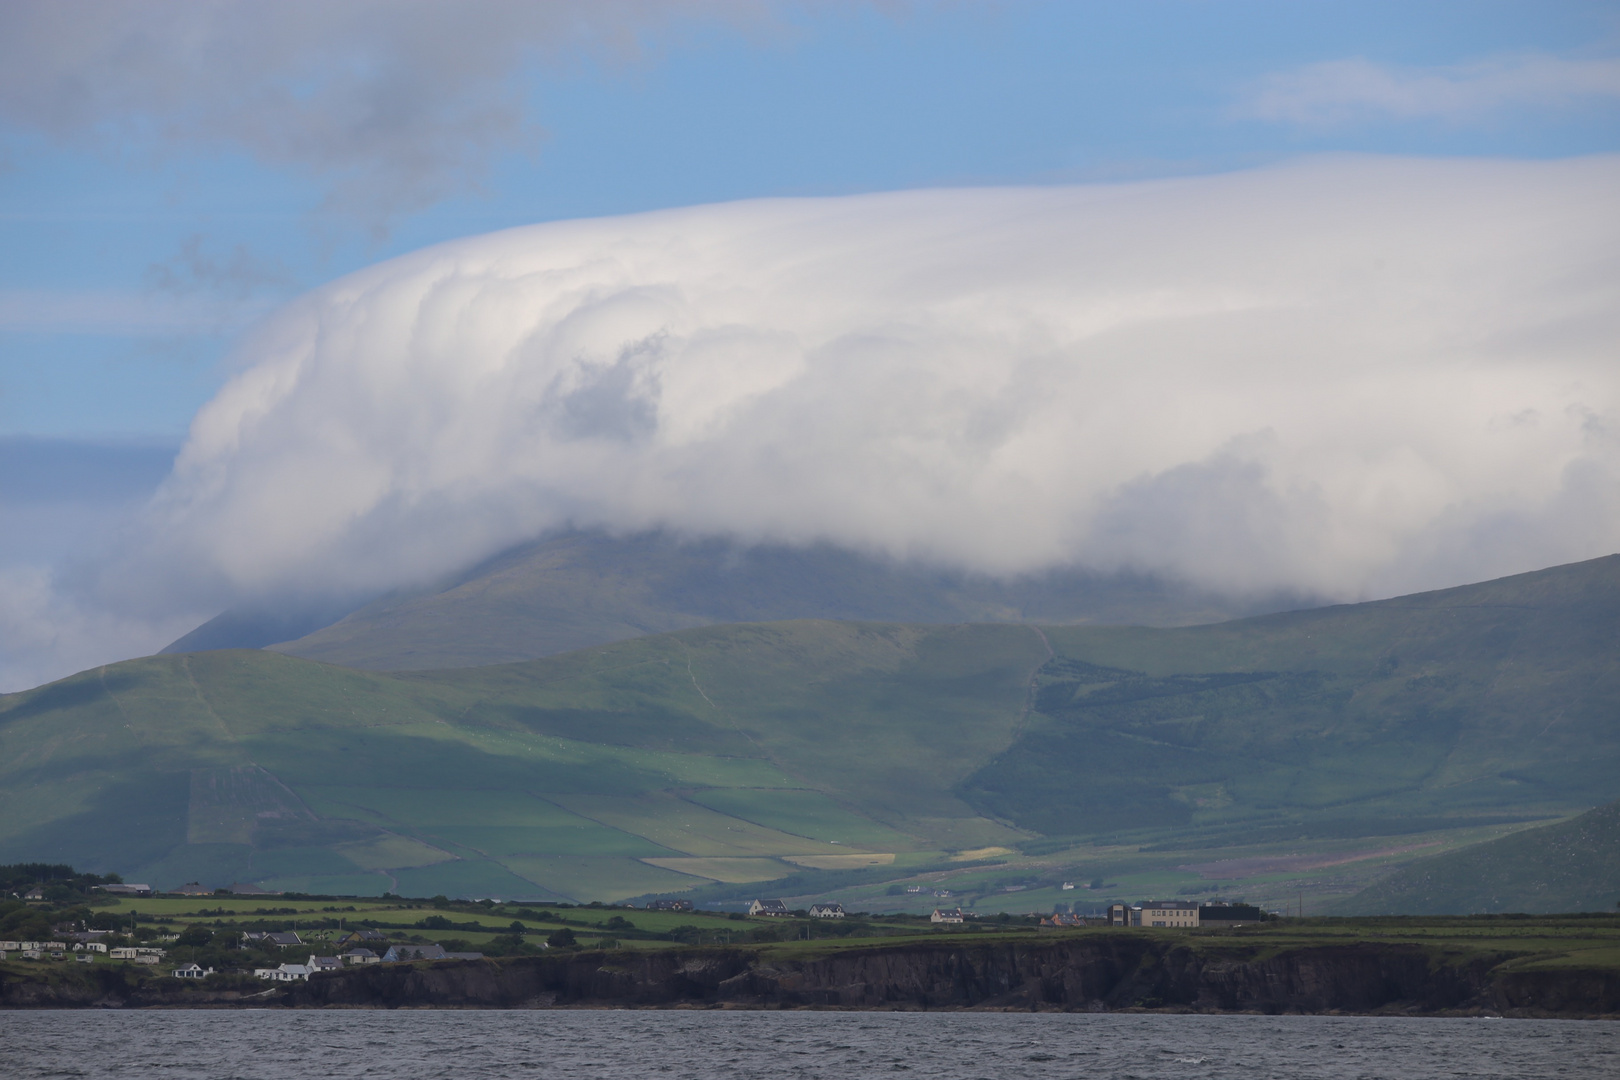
[175,924,212,947]
[546,927,576,948]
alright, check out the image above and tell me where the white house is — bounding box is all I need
[930,908,965,924]
[342,948,379,965]
[807,903,845,919]
[748,899,790,917]
[254,963,311,981]
[306,954,343,973]
[171,964,215,979]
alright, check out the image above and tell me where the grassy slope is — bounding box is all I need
[2,555,1615,908]
[962,555,1620,840]
[1338,799,1620,915]
[267,530,1291,671]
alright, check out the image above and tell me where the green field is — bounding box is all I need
[1,555,1616,909]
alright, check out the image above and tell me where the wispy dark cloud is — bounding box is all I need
[144,235,297,301]
[0,0,779,228]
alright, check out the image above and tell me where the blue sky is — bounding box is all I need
[3,0,1616,441]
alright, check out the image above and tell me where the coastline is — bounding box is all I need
[4,934,1615,1018]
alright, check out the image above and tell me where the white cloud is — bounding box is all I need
[0,0,778,225]
[1243,53,1620,126]
[102,155,1618,619]
[0,563,198,694]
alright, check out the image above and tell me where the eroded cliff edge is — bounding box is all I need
[4,936,1615,1016]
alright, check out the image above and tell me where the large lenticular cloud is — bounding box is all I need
[144,156,1620,604]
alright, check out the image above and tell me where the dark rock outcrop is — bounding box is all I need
[4,937,1614,1016]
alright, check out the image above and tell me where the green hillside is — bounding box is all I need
[3,555,1616,906]
[257,530,1288,670]
[0,623,1043,901]
[962,554,1620,844]
[1337,799,1620,914]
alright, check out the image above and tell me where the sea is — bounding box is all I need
[0,1010,1612,1079]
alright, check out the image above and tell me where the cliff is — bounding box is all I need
[4,935,1615,1017]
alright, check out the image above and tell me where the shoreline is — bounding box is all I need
[4,934,1616,1019]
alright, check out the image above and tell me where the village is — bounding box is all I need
[1,868,1267,986]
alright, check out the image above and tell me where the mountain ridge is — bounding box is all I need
[248,530,1316,670]
[8,554,1616,909]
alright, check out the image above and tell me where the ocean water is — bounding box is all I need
[0,1010,1612,1079]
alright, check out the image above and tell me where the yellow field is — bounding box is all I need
[781,853,896,870]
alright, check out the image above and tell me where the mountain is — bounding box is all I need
[1338,799,1620,914]
[6,554,1616,905]
[252,530,1305,670]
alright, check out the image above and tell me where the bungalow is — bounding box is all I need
[647,899,694,912]
[382,943,447,963]
[93,884,152,896]
[171,963,215,979]
[243,930,303,948]
[930,908,965,924]
[807,903,845,919]
[306,955,343,973]
[226,882,279,896]
[748,899,790,917]
[1039,913,1087,928]
[170,882,213,896]
[381,944,483,962]
[254,963,310,981]
[21,886,44,901]
[337,930,386,947]
[341,948,379,965]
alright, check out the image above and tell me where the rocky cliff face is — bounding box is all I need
[4,938,1615,1016]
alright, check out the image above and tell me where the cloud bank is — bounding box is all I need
[114,155,1618,621]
